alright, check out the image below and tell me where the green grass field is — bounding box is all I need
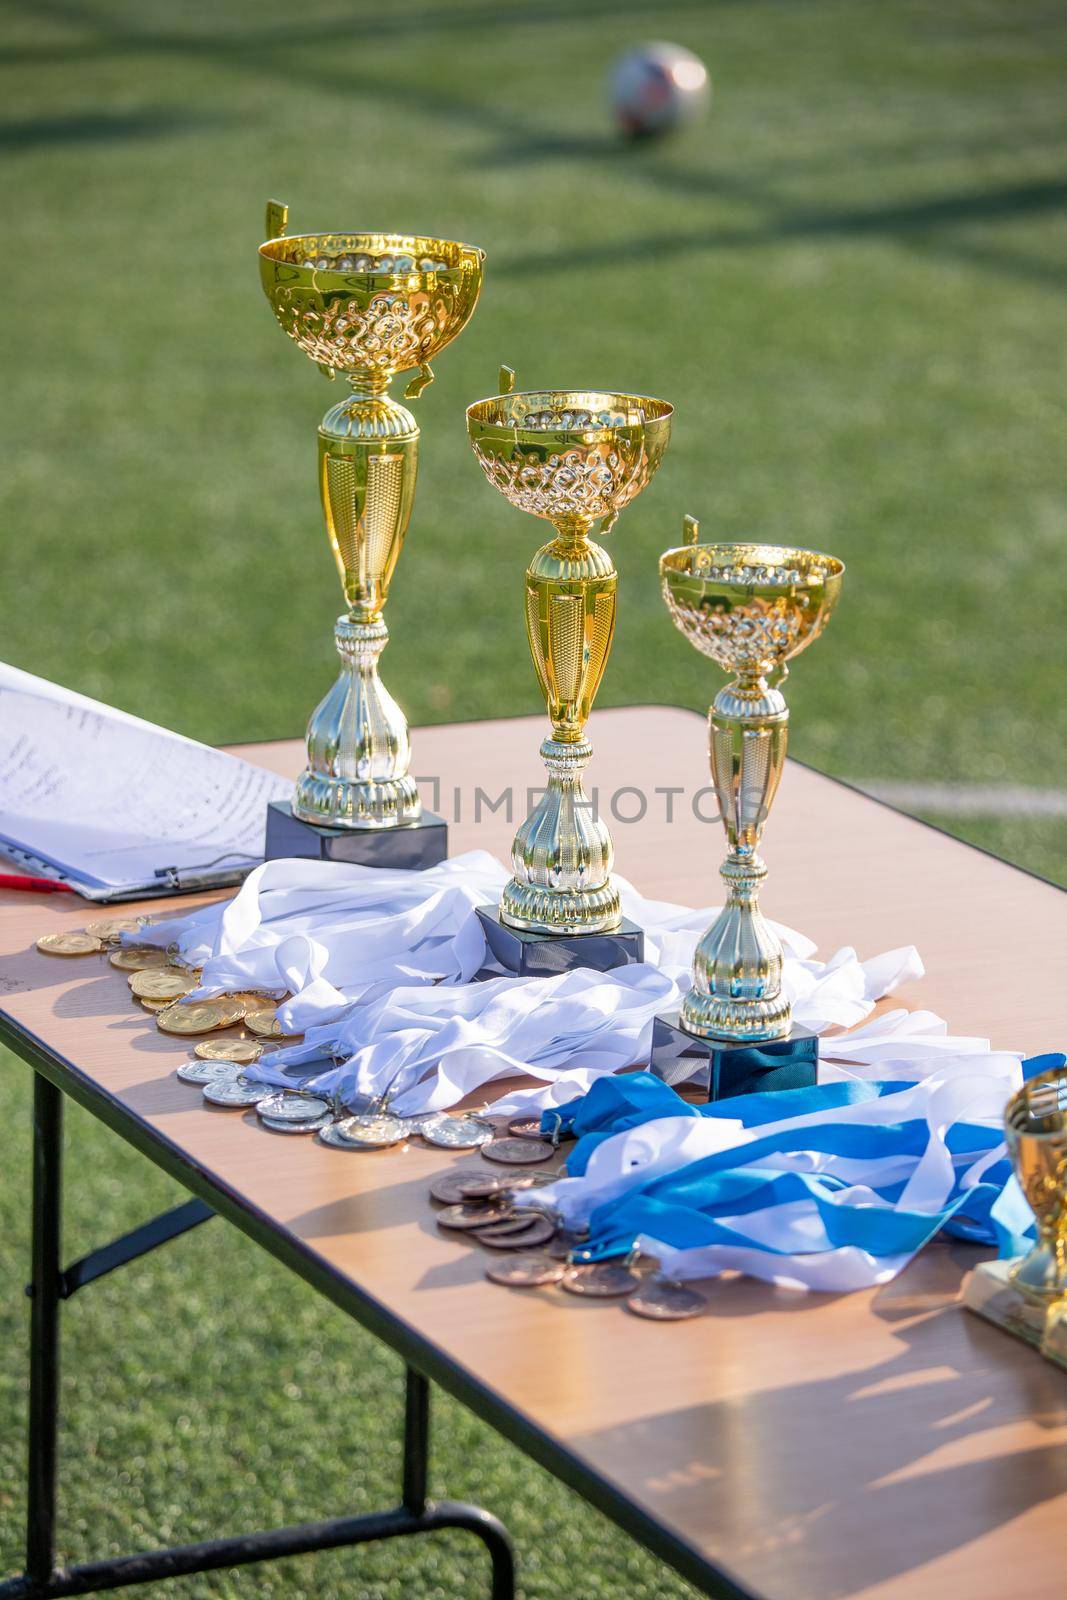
[1,1,1065,1593]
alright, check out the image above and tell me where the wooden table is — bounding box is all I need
[3,706,1066,1600]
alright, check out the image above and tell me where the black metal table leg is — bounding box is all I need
[402,1367,517,1600]
[26,1074,62,1591]
[4,1072,516,1600]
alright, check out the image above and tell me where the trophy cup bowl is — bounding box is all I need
[1004,1068,1067,1301]
[964,1066,1067,1370]
[466,378,672,964]
[650,524,843,1098]
[660,540,844,683]
[259,206,484,860]
[258,229,484,385]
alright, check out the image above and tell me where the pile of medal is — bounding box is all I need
[426,1120,709,1320]
[37,920,708,1315]
[36,919,289,1041]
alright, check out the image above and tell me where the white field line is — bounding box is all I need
[856,782,1067,819]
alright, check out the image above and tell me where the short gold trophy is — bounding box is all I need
[651,519,844,1098]
[258,201,484,866]
[466,370,672,974]
[964,1066,1067,1372]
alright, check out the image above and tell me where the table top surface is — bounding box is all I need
[2,705,1066,1600]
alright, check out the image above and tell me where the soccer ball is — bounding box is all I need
[608,42,711,139]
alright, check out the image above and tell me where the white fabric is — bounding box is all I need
[129,852,507,1031]
[132,852,940,1117]
[519,1060,1021,1292]
[249,939,926,1116]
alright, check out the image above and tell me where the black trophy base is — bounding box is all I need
[476,905,645,978]
[650,1013,818,1101]
[264,799,448,870]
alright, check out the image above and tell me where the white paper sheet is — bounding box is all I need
[0,663,292,892]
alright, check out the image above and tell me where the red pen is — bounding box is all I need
[0,874,75,894]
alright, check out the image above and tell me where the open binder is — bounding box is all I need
[0,664,293,902]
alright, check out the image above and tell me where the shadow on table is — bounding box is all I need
[571,1276,1067,1599]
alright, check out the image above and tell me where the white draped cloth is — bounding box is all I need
[130,853,988,1116]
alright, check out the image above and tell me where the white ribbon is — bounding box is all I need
[521,1060,1021,1291]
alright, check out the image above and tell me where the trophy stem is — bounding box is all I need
[499,525,621,935]
[293,615,420,828]
[292,383,421,830]
[500,735,621,934]
[681,676,792,1042]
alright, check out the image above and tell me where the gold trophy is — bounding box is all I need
[650,520,844,1097]
[964,1066,1067,1371]
[258,201,484,866]
[466,370,672,973]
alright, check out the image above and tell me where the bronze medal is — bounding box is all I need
[486,1253,565,1288]
[626,1281,707,1321]
[481,1136,555,1165]
[475,1214,555,1250]
[560,1262,640,1298]
[506,1116,547,1140]
[436,1203,506,1232]
[428,1168,486,1205]
[454,1173,516,1201]
[546,1229,587,1261]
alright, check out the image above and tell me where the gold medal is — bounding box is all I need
[228,992,277,1019]
[156,999,245,1036]
[109,946,170,971]
[85,916,145,942]
[36,931,102,956]
[139,996,173,1012]
[194,1038,263,1064]
[129,968,195,1001]
[245,1009,290,1039]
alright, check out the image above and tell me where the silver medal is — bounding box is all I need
[176,1059,241,1085]
[256,1092,333,1124]
[319,1112,407,1149]
[202,1075,269,1107]
[259,1112,334,1135]
[418,1114,494,1149]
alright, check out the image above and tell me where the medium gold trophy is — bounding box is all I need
[965,1066,1067,1372]
[650,518,844,1097]
[258,201,484,865]
[466,370,672,973]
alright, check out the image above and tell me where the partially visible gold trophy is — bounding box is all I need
[258,201,484,865]
[466,370,672,973]
[965,1066,1067,1371]
[650,518,844,1097]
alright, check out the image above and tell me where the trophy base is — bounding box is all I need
[962,1258,1067,1372]
[265,799,448,870]
[476,905,644,978]
[649,1013,818,1101]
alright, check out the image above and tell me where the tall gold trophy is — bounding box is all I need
[650,519,844,1098]
[965,1066,1067,1371]
[258,201,484,866]
[466,371,672,973]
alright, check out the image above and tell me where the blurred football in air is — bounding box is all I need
[608,42,712,140]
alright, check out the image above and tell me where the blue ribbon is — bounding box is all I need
[545,1059,1056,1267]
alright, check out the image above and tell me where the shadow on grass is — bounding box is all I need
[0,108,233,153]
[496,177,1067,276]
